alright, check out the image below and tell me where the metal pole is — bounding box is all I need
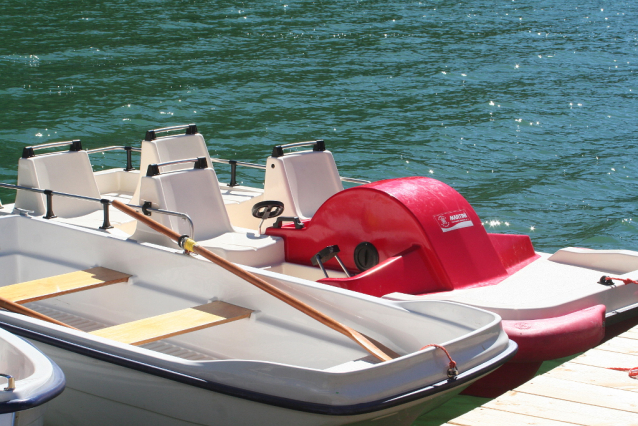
[99,199,113,229]
[43,190,56,219]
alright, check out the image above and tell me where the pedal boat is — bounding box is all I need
[0,323,65,426]
[2,124,632,396]
[0,214,515,425]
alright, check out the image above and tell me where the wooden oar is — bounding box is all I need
[111,200,397,362]
[0,296,79,330]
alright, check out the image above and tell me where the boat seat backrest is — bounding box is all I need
[132,133,213,204]
[263,150,343,219]
[134,167,234,244]
[15,151,102,217]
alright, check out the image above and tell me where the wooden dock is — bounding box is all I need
[443,327,638,426]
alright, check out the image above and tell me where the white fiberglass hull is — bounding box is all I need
[0,215,515,425]
[23,341,470,426]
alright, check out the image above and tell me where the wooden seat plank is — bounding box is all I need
[0,267,131,304]
[90,301,252,345]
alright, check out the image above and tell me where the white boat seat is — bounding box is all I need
[15,150,102,217]
[133,132,212,205]
[14,149,137,231]
[133,166,284,267]
[263,149,343,220]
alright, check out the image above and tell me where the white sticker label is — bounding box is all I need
[434,209,473,233]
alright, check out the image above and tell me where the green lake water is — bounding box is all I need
[1,0,637,423]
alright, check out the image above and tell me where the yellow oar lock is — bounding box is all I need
[178,235,198,252]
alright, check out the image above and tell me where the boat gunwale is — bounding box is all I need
[0,320,516,416]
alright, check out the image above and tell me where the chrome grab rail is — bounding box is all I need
[340,177,371,184]
[22,140,82,159]
[144,124,198,141]
[209,158,265,187]
[87,146,141,154]
[210,157,266,170]
[24,140,80,152]
[145,157,207,177]
[271,140,325,158]
[86,146,141,172]
[277,140,323,150]
[210,157,369,186]
[140,204,195,240]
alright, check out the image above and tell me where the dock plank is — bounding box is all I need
[619,329,638,340]
[484,391,638,425]
[0,267,131,304]
[443,324,638,426]
[546,362,638,392]
[90,301,252,345]
[448,407,575,426]
[596,336,638,356]
[517,375,638,413]
[572,348,638,370]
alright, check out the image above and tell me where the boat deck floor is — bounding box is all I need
[31,303,217,361]
[442,326,638,425]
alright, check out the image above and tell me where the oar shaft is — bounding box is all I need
[0,297,79,330]
[111,200,395,362]
[191,244,391,358]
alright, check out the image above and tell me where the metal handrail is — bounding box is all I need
[145,157,208,177]
[144,124,198,141]
[87,146,142,154]
[24,140,80,152]
[22,140,82,159]
[22,141,140,172]
[340,177,371,184]
[0,183,194,244]
[210,157,370,186]
[86,146,141,172]
[271,140,325,158]
[141,205,195,238]
[209,158,266,170]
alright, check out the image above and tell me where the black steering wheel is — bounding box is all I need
[252,200,285,219]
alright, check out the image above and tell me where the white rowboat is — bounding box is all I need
[0,214,515,425]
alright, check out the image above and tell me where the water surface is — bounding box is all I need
[1,1,637,423]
